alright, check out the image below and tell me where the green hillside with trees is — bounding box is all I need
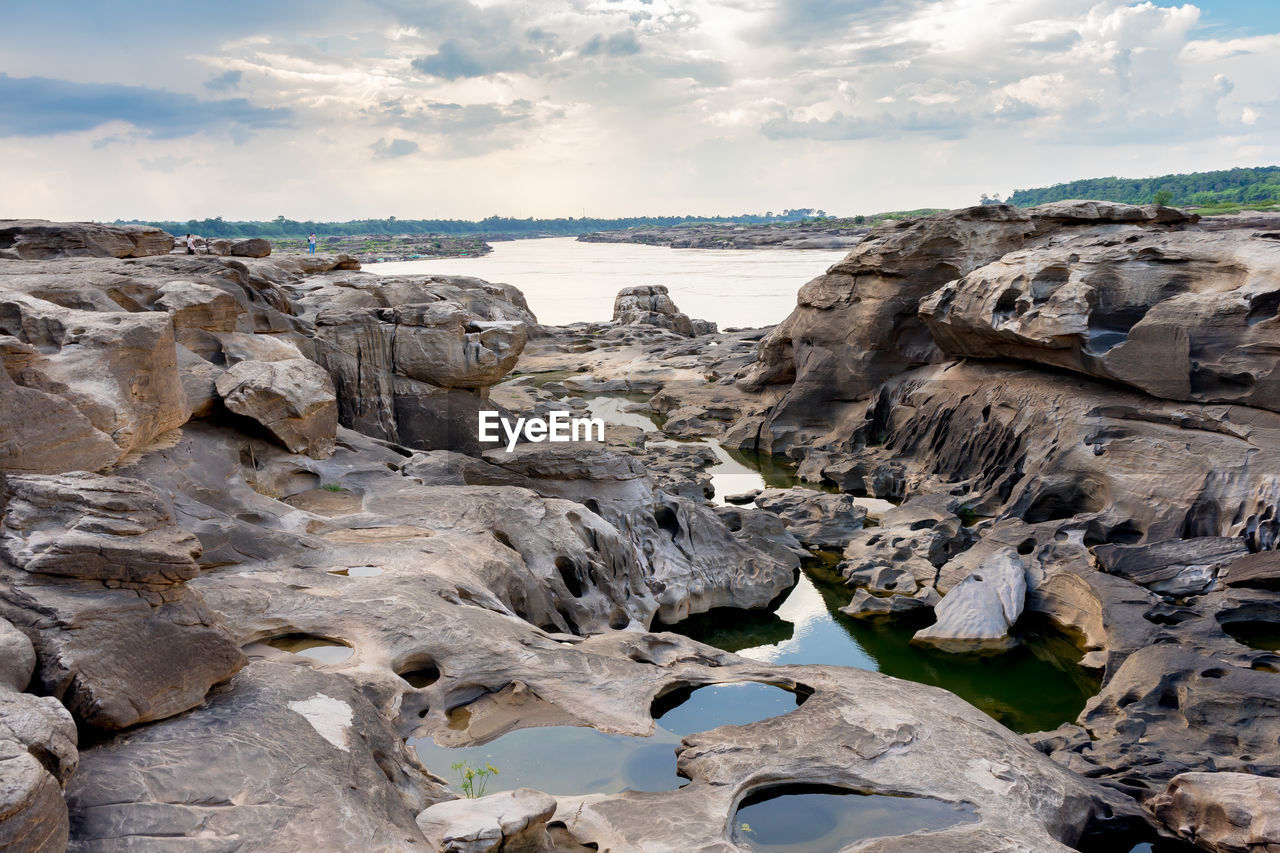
[1007,166,1280,213]
[114,210,828,240]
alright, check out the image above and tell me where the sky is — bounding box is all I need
[1,0,1277,221]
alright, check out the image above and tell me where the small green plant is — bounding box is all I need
[321,483,343,492]
[451,761,499,798]
[957,505,980,525]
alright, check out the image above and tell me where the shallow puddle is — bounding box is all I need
[1222,620,1280,651]
[409,682,803,795]
[260,634,354,664]
[734,785,978,852]
[328,565,384,577]
[583,394,663,432]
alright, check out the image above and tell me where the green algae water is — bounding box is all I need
[568,392,1098,734]
[409,682,805,796]
[664,559,1097,734]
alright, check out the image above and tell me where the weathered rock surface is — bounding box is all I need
[737,202,1196,452]
[912,547,1027,653]
[0,292,189,474]
[416,788,556,853]
[0,474,203,583]
[920,229,1280,411]
[65,661,444,851]
[0,473,245,729]
[1093,536,1249,596]
[751,487,867,549]
[0,220,173,260]
[1147,772,1280,853]
[216,358,339,458]
[612,285,716,337]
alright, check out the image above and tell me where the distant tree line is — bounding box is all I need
[1007,166,1280,208]
[113,209,828,239]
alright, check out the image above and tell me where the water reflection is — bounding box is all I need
[734,785,978,853]
[409,682,804,796]
[665,560,1097,734]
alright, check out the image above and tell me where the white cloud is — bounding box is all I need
[1,0,1278,220]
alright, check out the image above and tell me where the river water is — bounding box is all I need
[369,236,849,328]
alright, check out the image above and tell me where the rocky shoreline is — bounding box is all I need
[2,204,1279,852]
[577,221,867,250]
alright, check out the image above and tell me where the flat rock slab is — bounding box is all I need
[416,788,557,853]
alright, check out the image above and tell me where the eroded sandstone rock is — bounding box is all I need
[0,220,173,260]
[612,284,715,337]
[0,474,245,729]
[65,661,444,851]
[920,229,1280,411]
[216,358,338,459]
[912,547,1027,653]
[0,293,189,474]
[1148,772,1280,852]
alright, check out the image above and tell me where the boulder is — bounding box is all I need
[415,788,557,853]
[0,691,77,853]
[751,487,867,549]
[303,276,533,452]
[919,229,1280,412]
[612,285,715,337]
[216,358,338,459]
[1148,772,1280,853]
[841,495,970,598]
[0,617,35,692]
[0,220,173,260]
[230,237,272,258]
[912,547,1027,653]
[0,293,190,474]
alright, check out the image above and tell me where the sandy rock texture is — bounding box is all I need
[4,213,1269,851]
[1148,772,1280,852]
[705,202,1280,838]
[0,221,173,260]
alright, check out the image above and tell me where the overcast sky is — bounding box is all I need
[1,0,1277,221]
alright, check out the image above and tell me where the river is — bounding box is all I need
[368,236,849,328]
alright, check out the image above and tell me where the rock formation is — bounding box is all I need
[612,284,716,337]
[0,221,173,260]
[3,209,1275,852]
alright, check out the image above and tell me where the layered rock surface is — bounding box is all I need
[0,221,173,260]
[1,213,1258,851]
[713,202,1280,840]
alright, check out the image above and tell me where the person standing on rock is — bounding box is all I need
[308,232,317,254]
[185,234,195,255]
